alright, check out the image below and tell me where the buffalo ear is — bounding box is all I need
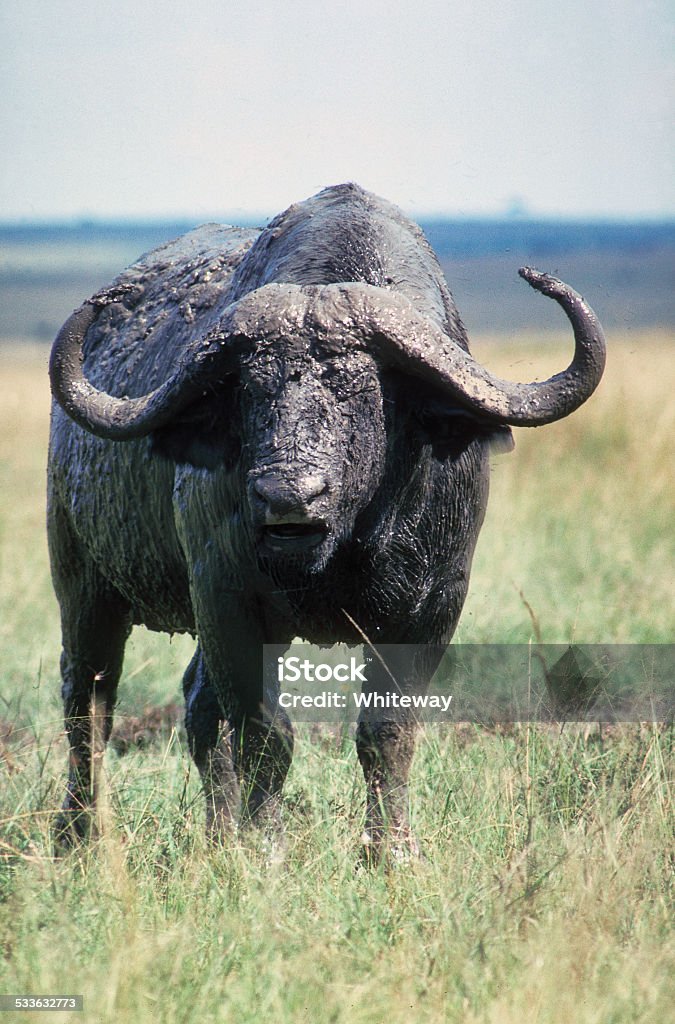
[411,384,516,456]
[151,425,229,470]
[151,392,241,470]
[488,426,515,454]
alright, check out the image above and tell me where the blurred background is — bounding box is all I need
[1,0,673,341]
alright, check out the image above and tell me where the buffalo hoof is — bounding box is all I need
[240,798,287,866]
[360,825,423,869]
[52,806,91,855]
[204,805,238,847]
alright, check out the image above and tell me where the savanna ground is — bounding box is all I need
[0,332,673,1023]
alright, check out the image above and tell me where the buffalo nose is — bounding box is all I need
[252,472,327,517]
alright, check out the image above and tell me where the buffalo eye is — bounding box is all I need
[321,360,377,403]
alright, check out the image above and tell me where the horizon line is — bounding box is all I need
[2,210,675,229]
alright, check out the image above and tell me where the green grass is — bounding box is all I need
[0,334,673,1023]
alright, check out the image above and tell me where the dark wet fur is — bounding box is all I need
[48,184,509,861]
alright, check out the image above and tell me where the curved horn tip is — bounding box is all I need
[519,265,549,288]
[518,266,569,300]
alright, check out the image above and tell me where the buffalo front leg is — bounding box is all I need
[182,647,240,842]
[225,643,294,840]
[203,638,294,845]
[234,708,294,838]
[355,645,444,865]
[187,621,294,846]
[356,716,420,865]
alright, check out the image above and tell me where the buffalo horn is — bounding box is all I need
[50,271,605,440]
[49,296,239,440]
[351,269,606,426]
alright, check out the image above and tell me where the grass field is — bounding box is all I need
[0,334,673,1023]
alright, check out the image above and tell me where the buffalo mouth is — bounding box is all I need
[260,520,329,554]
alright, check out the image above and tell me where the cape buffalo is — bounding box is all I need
[47,183,605,861]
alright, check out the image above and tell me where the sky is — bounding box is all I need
[1,0,673,222]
